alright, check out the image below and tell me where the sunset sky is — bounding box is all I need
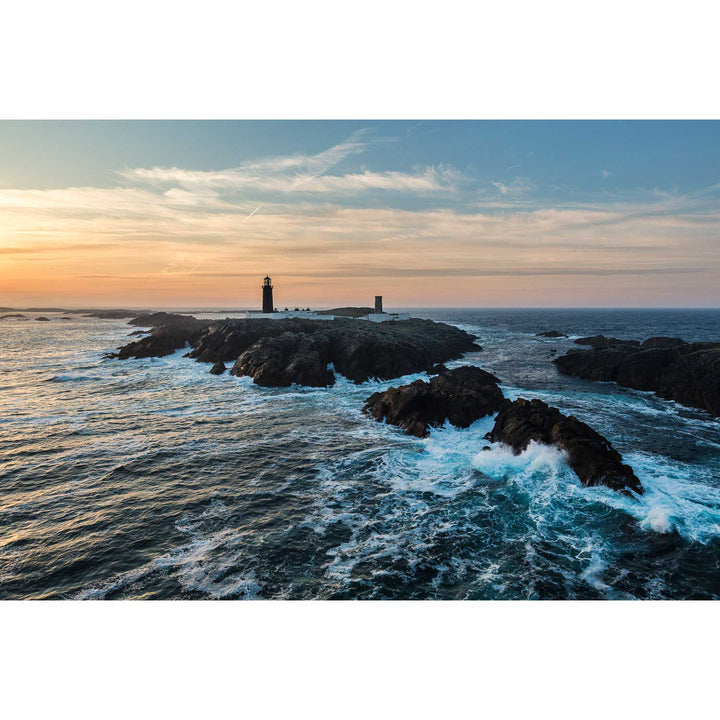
[1,120,719,309]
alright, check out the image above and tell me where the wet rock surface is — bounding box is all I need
[363,366,504,438]
[554,336,720,417]
[536,330,567,338]
[486,398,643,494]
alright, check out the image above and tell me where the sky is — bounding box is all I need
[1,120,719,309]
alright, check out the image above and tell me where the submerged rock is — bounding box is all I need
[363,366,505,438]
[536,330,567,338]
[554,336,720,417]
[35,316,50,321]
[485,398,643,495]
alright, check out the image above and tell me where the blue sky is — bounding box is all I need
[1,121,719,307]
[3,120,719,195]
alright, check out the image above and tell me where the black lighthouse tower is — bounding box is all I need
[262,276,274,313]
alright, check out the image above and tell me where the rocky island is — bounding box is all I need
[554,335,720,417]
[114,312,480,387]
[485,398,643,495]
[364,366,505,437]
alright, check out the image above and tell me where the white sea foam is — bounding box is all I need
[603,451,720,543]
[472,440,569,481]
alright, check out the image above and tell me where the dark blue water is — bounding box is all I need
[2,309,720,599]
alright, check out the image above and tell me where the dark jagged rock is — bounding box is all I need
[554,347,630,382]
[363,366,504,438]
[640,336,686,349]
[83,309,139,319]
[232,332,334,387]
[554,336,720,417]
[113,315,211,359]
[209,360,226,375]
[128,312,193,327]
[189,319,296,363]
[654,343,720,416]
[486,398,643,494]
[35,316,50,321]
[616,347,679,391]
[574,335,640,349]
[1,313,26,319]
[115,315,478,388]
[204,318,478,385]
[536,330,567,338]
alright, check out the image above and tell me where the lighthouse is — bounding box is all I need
[244,276,331,321]
[262,275,274,313]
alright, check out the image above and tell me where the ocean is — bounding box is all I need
[2,308,720,600]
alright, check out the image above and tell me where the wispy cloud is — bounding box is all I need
[121,164,458,197]
[118,129,461,200]
[491,178,536,197]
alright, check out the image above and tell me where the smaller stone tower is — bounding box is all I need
[262,276,274,313]
[374,295,383,313]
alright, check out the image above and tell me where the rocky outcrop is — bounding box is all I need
[35,316,50,321]
[209,361,226,375]
[83,309,139,319]
[113,314,211,359]
[640,337,686,350]
[485,398,643,494]
[231,332,334,387]
[115,315,479,388]
[363,366,505,438]
[536,330,567,338]
[574,335,640,349]
[198,318,478,385]
[128,312,193,328]
[554,337,720,417]
[554,347,632,382]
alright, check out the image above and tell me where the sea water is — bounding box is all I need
[1,308,719,599]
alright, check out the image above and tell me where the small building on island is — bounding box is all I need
[246,276,335,320]
[359,295,410,323]
[245,277,409,323]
